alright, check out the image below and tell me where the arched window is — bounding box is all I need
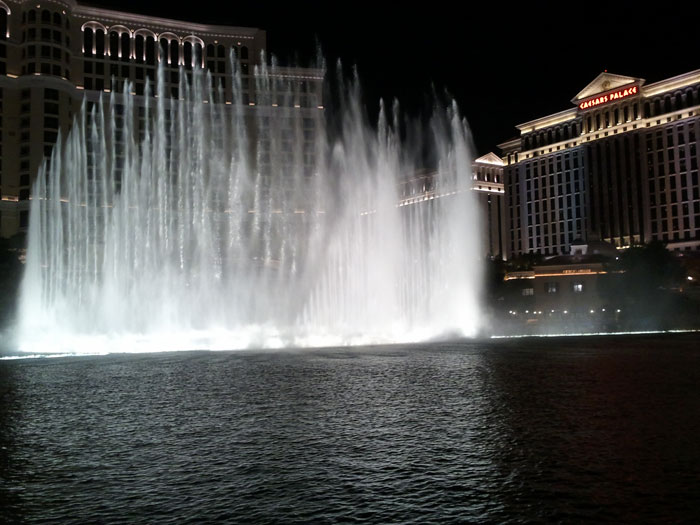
[194,43,202,67]
[28,9,36,23]
[240,46,248,60]
[614,108,619,125]
[83,27,93,57]
[135,34,144,62]
[676,92,683,110]
[654,99,661,116]
[159,38,168,62]
[686,88,695,107]
[623,106,629,122]
[170,40,179,65]
[555,128,561,142]
[206,43,215,57]
[0,9,7,40]
[183,41,192,68]
[145,36,155,65]
[95,29,104,57]
[217,44,225,58]
[41,9,50,24]
[53,12,61,26]
[121,32,130,61]
[644,101,651,117]
[109,31,119,57]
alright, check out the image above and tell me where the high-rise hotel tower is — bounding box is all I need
[0,0,324,237]
[500,70,700,257]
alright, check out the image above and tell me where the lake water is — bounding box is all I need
[2,333,700,523]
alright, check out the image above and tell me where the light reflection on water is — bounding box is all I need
[1,333,700,523]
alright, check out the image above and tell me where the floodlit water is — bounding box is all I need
[2,333,699,523]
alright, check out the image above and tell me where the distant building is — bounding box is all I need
[499,70,700,258]
[499,251,619,333]
[0,0,324,237]
[397,154,505,259]
[472,152,505,259]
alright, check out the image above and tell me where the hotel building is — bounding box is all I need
[398,154,505,259]
[500,70,700,258]
[0,0,324,237]
[472,152,505,258]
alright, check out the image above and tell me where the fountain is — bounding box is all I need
[17,58,482,354]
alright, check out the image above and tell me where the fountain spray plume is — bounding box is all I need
[17,52,483,354]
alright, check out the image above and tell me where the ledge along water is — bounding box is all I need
[17,57,482,354]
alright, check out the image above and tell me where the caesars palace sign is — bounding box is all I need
[579,85,638,110]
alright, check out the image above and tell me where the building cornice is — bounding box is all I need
[497,137,520,153]
[72,7,263,39]
[474,152,504,166]
[8,0,265,39]
[505,68,700,146]
[8,0,77,11]
[515,108,577,134]
[262,66,325,81]
[503,104,700,161]
[572,72,641,101]
[643,69,700,97]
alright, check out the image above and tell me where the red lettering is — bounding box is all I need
[579,84,638,111]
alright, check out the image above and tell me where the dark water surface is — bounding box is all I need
[2,334,700,523]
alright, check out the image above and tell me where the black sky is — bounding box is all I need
[85,1,699,155]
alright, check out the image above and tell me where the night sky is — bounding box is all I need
[85,1,699,155]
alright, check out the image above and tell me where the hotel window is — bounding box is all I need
[109,32,119,57]
[573,282,583,293]
[121,33,130,61]
[545,282,558,294]
[522,288,534,296]
[95,30,105,57]
[145,37,155,65]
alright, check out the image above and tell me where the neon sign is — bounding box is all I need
[579,85,638,110]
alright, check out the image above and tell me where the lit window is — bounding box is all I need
[522,288,534,296]
[573,283,584,293]
[546,282,558,294]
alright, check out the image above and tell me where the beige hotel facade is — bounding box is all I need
[499,70,700,258]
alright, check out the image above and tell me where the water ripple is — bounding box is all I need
[2,334,700,522]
